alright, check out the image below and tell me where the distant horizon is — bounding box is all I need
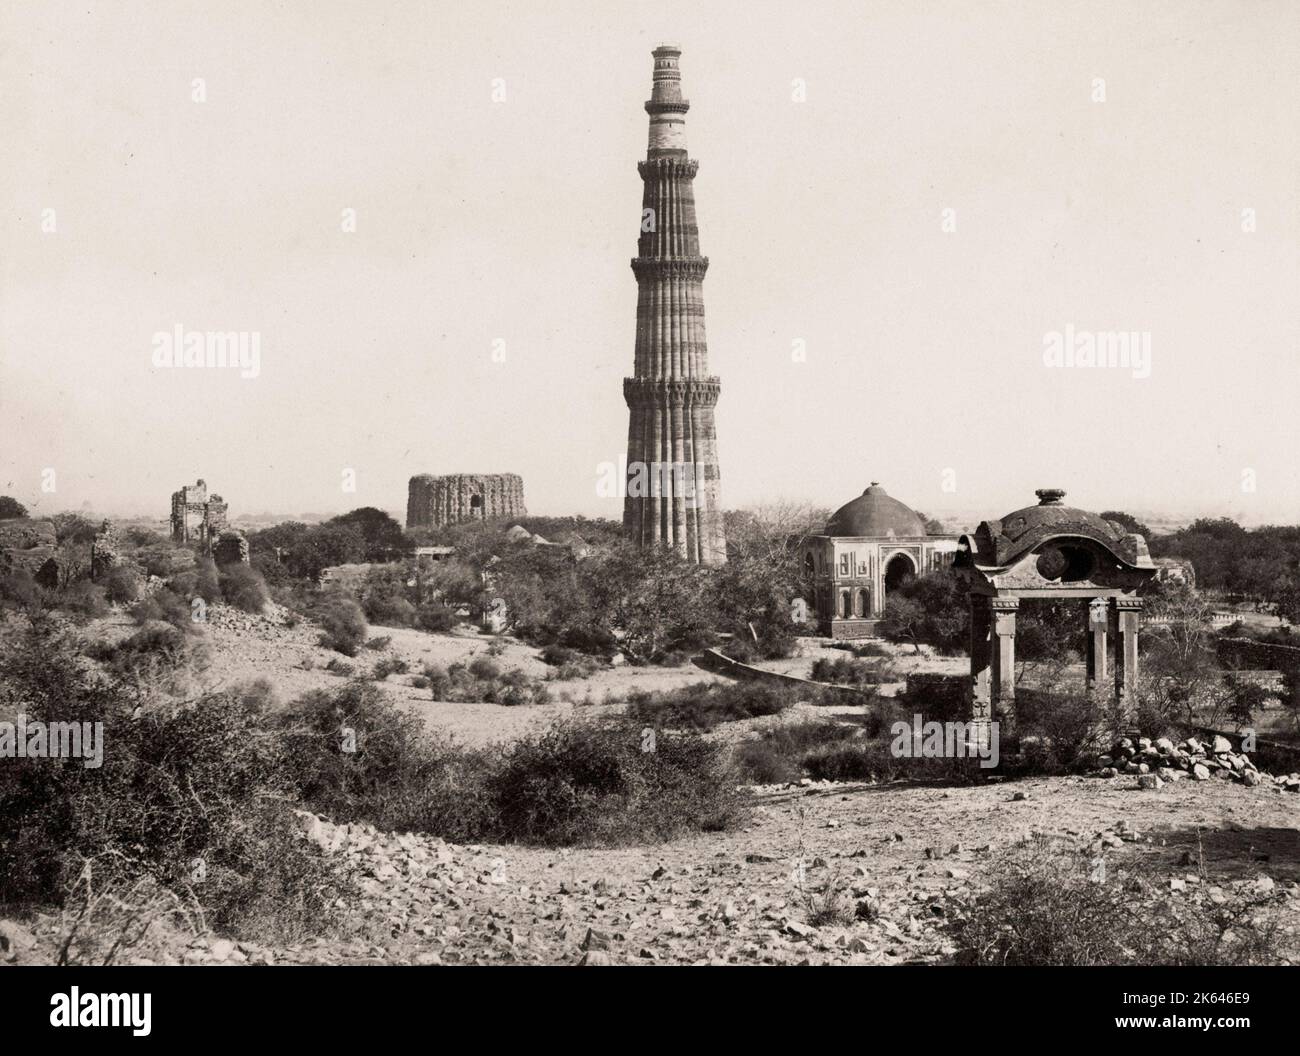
[10,490,1291,535]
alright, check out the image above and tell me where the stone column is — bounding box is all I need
[1085,596,1109,693]
[969,594,993,727]
[989,597,1019,729]
[1112,596,1143,725]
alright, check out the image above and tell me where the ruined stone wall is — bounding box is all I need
[213,530,249,566]
[406,474,526,530]
[170,479,229,544]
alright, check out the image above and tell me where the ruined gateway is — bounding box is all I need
[406,474,526,530]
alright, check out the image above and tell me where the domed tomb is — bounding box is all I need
[799,482,959,639]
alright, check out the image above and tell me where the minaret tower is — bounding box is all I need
[622,45,726,565]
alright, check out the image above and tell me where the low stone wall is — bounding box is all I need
[1216,636,1300,671]
[695,649,874,703]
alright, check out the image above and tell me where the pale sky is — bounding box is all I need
[2,0,1297,526]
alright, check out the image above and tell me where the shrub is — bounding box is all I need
[626,680,804,731]
[133,543,195,579]
[493,668,551,706]
[548,655,604,681]
[0,570,41,612]
[129,587,195,631]
[101,565,141,604]
[57,580,109,619]
[419,660,550,705]
[421,663,452,699]
[219,563,270,614]
[91,622,201,682]
[733,721,860,783]
[371,656,410,680]
[168,556,221,605]
[946,836,1287,965]
[0,621,346,938]
[810,656,899,686]
[468,656,501,681]
[415,602,455,632]
[487,718,746,845]
[275,681,498,841]
[314,595,368,656]
[1011,687,1111,774]
[539,643,577,666]
[363,591,417,628]
[273,682,748,846]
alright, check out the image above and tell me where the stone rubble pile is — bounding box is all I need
[1097,735,1300,792]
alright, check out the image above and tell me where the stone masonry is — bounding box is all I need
[406,474,526,530]
[170,479,228,545]
[622,46,726,565]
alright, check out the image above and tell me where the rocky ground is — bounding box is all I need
[79,604,727,746]
[3,608,1295,967]
[5,772,1297,966]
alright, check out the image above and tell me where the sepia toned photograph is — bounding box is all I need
[1,0,1297,1033]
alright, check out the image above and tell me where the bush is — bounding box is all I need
[487,718,746,845]
[91,622,197,681]
[57,580,109,619]
[415,602,456,632]
[539,643,577,666]
[314,595,368,656]
[0,570,41,612]
[419,660,550,705]
[1011,687,1111,774]
[219,563,270,614]
[129,587,195,631]
[101,565,141,604]
[371,656,409,680]
[733,721,860,784]
[168,555,221,605]
[810,656,899,686]
[277,684,745,846]
[626,680,804,731]
[468,656,500,681]
[946,836,1287,965]
[363,591,417,628]
[275,681,498,842]
[0,621,346,937]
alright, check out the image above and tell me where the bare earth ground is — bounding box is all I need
[5,607,1297,966]
[82,604,728,746]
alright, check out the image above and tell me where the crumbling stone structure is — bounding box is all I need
[213,529,250,566]
[0,517,60,587]
[171,480,228,545]
[90,519,125,580]
[406,474,526,530]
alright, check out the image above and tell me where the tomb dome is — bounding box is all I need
[825,483,927,538]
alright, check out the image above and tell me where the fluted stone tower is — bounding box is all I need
[622,45,726,565]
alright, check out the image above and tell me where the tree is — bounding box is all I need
[283,523,367,581]
[50,512,97,544]
[0,496,29,519]
[1099,510,1151,539]
[879,568,969,654]
[328,507,406,561]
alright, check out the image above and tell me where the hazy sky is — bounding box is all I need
[2,0,1297,527]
